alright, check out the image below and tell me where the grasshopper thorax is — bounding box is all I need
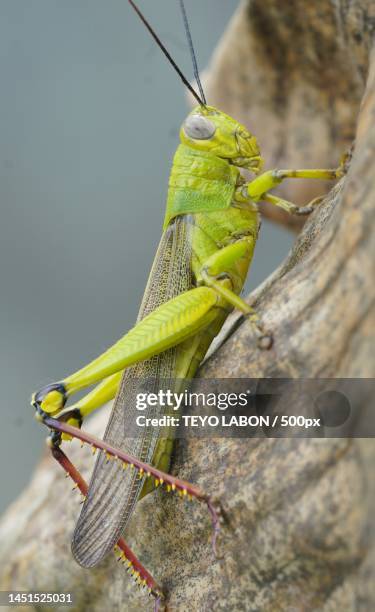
[180,105,263,174]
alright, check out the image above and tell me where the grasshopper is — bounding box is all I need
[32,1,345,608]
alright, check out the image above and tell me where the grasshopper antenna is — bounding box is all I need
[127,0,206,107]
[179,0,207,106]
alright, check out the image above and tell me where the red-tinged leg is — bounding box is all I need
[50,444,164,604]
[45,415,221,554]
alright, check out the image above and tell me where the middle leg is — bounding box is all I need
[200,239,273,349]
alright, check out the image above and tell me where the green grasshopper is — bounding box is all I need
[32,1,345,608]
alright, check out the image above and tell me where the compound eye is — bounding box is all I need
[183,114,216,140]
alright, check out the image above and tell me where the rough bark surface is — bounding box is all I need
[0,2,374,611]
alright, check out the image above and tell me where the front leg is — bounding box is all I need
[261,193,326,216]
[245,166,345,203]
[234,159,346,215]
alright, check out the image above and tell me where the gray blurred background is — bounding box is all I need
[0,0,293,513]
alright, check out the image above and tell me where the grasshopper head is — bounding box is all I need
[180,105,263,173]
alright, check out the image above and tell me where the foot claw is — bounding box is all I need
[294,205,314,215]
[257,333,273,350]
[207,499,223,559]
